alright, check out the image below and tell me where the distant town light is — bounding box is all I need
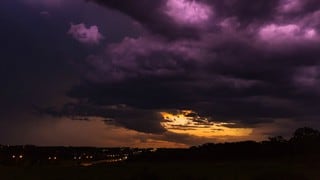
[12,155,16,159]
[48,157,52,160]
[53,156,57,160]
[19,155,23,159]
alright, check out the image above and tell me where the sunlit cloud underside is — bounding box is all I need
[160,110,252,138]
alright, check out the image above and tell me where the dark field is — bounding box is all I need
[2,127,320,179]
[1,160,319,180]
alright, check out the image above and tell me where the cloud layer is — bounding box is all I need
[49,0,320,137]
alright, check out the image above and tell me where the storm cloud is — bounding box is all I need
[43,0,320,135]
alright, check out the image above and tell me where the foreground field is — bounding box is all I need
[0,160,319,180]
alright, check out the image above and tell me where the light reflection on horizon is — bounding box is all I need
[160,110,253,138]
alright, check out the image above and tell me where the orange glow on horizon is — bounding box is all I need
[160,110,252,138]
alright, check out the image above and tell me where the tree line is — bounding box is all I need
[131,127,320,162]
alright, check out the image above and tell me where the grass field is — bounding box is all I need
[0,160,319,180]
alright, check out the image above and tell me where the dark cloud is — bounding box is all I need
[41,0,320,134]
[206,0,279,23]
[87,0,319,37]
[88,0,201,39]
[37,103,166,133]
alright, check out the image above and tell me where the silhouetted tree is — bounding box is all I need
[290,127,320,153]
[291,127,320,143]
[268,136,287,143]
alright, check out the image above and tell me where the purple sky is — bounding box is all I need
[1,0,320,147]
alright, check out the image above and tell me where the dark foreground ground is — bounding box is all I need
[1,160,319,180]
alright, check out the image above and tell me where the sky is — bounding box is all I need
[1,0,320,148]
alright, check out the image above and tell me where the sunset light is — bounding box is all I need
[160,110,252,138]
